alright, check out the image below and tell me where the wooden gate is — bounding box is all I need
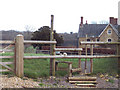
[0,42,14,73]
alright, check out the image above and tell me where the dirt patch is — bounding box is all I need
[0,74,119,89]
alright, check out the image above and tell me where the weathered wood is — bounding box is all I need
[69,81,97,84]
[0,41,14,44]
[78,42,81,74]
[71,68,81,73]
[90,59,93,73]
[50,15,54,76]
[0,62,13,65]
[24,40,56,44]
[0,49,13,52]
[85,44,87,74]
[90,43,93,73]
[55,61,72,64]
[0,63,13,71]
[80,41,120,45]
[73,84,96,87]
[0,69,9,72]
[24,55,120,59]
[0,56,14,59]
[52,41,56,76]
[68,77,97,81]
[68,63,72,77]
[54,48,82,51]
[15,34,24,77]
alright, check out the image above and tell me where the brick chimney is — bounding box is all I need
[114,18,118,25]
[80,16,83,26]
[109,17,118,25]
[85,20,88,24]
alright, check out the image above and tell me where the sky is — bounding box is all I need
[0,0,119,33]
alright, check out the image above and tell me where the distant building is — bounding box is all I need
[77,17,119,47]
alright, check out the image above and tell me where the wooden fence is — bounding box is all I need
[1,36,120,77]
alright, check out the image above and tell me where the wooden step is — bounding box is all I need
[71,68,81,73]
[73,83,96,87]
[68,77,97,81]
[69,81,97,84]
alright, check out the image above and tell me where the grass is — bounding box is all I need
[1,52,118,78]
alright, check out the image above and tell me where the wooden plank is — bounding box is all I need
[24,40,56,44]
[0,62,13,65]
[0,49,13,52]
[73,83,96,87]
[55,61,72,64]
[80,41,120,45]
[24,55,120,59]
[0,41,14,44]
[69,81,97,84]
[0,63,13,71]
[72,68,81,73]
[54,48,83,51]
[0,69,9,72]
[15,34,24,77]
[0,56,14,59]
[68,77,97,81]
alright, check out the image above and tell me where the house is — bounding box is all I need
[77,17,119,45]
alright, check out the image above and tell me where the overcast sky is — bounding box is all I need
[0,0,119,33]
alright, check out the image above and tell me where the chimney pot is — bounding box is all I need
[80,16,83,26]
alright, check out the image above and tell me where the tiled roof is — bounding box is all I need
[77,24,118,38]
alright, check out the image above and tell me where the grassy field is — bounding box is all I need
[1,52,118,78]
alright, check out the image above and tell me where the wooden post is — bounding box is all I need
[85,44,87,74]
[90,42,93,73]
[78,40,81,74]
[52,39,56,76]
[68,63,72,77]
[50,15,54,76]
[118,25,120,75]
[15,34,24,77]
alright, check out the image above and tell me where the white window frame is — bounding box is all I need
[107,29,112,35]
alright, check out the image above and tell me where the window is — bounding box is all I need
[108,39,112,42]
[107,30,112,34]
[87,39,90,41]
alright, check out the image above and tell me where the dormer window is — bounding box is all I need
[107,29,112,34]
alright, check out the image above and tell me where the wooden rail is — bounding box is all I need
[80,41,120,45]
[0,56,14,59]
[24,55,120,59]
[0,49,13,52]
[0,41,14,44]
[24,40,56,44]
[54,48,82,51]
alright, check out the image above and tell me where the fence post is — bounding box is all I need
[78,40,81,74]
[15,34,24,77]
[85,44,87,74]
[50,15,54,76]
[52,39,56,76]
[90,42,93,73]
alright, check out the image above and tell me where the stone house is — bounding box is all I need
[77,17,119,45]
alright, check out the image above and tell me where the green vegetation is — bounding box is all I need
[1,52,118,78]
